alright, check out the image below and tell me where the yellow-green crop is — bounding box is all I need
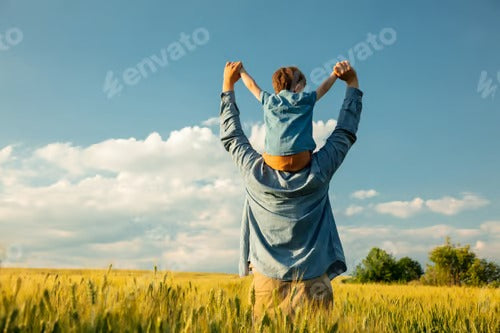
[0,268,498,332]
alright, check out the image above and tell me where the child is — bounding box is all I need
[240,64,340,171]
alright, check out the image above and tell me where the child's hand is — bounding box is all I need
[240,64,247,74]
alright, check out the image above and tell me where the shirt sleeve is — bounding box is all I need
[306,90,317,105]
[220,91,260,176]
[297,91,317,108]
[260,90,271,106]
[314,87,363,181]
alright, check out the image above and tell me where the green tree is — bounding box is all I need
[466,258,500,287]
[422,237,499,286]
[353,247,398,283]
[396,256,423,282]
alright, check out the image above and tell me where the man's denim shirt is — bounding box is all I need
[220,87,363,281]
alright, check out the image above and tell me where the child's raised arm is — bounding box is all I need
[316,70,339,102]
[240,66,262,101]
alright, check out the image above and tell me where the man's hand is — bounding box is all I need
[334,61,359,89]
[223,61,242,92]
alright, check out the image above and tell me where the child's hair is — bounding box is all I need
[272,66,306,93]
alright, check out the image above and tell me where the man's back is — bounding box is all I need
[220,86,363,281]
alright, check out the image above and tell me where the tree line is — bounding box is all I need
[346,236,500,287]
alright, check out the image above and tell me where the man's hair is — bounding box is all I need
[272,66,306,93]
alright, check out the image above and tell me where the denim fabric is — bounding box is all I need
[220,87,363,281]
[260,90,317,156]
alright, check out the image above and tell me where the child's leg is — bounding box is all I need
[262,151,311,172]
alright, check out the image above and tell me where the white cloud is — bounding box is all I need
[473,240,486,251]
[375,197,425,218]
[31,129,239,184]
[201,117,219,126]
[351,189,379,200]
[425,192,489,215]
[248,123,266,153]
[312,119,338,149]
[0,145,13,164]
[480,220,500,234]
[372,193,489,218]
[0,125,244,271]
[397,224,482,239]
[344,205,365,216]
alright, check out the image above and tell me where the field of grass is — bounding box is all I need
[0,268,498,332]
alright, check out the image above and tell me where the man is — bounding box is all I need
[220,61,363,317]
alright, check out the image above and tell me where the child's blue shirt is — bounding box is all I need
[260,90,317,156]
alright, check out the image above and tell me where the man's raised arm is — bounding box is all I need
[220,62,260,174]
[315,62,363,181]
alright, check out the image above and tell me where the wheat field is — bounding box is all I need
[0,268,498,332]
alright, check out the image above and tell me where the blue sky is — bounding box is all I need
[1,0,499,272]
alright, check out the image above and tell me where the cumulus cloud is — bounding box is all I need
[0,125,245,271]
[201,117,219,127]
[425,192,489,215]
[34,128,230,177]
[351,189,379,200]
[375,197,425,218]
[344,205,365,216]
[480,220,500,234]
[0,145,13,164]
[372,193,489,218]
